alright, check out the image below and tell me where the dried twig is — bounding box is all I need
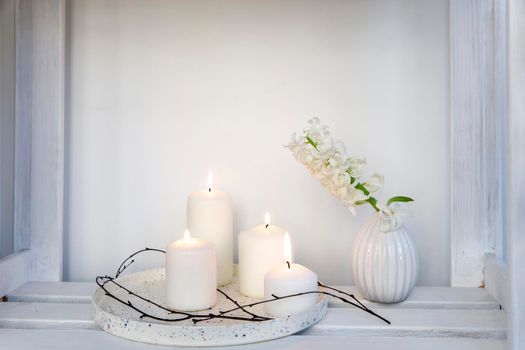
[96,248,391,325]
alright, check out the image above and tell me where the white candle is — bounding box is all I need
[264,233,318,317]
[187,171,233,286]
[165,229,217,311]
[238,213,286,298]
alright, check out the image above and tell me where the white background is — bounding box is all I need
[65,0,450,285]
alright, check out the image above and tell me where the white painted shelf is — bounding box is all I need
[0,330,507,350]
[1,282,507,349]
[6,282,96,303]
[7,282,502,309]
[329,286,501,310]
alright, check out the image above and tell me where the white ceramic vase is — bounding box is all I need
[351,212,418,303]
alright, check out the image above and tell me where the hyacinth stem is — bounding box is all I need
[305,134,380,212]
[350,175,380,212]
[306,135,318,149]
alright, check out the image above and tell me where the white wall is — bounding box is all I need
[65,0,450,285]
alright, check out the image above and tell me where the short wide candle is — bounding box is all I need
[238,213,286,298]
[165,230,217,311]
[264,233,318,317]
[187,171,233,286]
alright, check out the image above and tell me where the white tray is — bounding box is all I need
[92,268,327,347]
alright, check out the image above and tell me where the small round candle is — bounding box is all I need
[238,213,286,298]
[264,233,318,317]
[187,171,233,286]
[165,229,217,311]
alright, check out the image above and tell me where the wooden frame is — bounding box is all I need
[450,0,505,288]
[484,254,508,310]
[452,0,524,347]
[0,0,16,260]
[506,0,525,347]
[0,0,65,296]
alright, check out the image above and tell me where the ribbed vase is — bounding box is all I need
[351,213,418,303]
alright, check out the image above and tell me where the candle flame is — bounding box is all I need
[184,229,191,242]
[264,212,270,227]
[284,232,293,263]
[207,171,213,192]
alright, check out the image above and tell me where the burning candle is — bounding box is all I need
[238,213,286,298]
[165,229,217,311]
[264,233,318,317]
[187,171,233,286]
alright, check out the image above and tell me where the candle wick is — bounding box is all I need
[286,261,291,269]
[265,224,269,229]
[208,188,211,192]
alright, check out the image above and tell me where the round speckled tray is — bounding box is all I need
[92,268,327,347]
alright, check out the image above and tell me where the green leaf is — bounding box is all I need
[387,196,414,206]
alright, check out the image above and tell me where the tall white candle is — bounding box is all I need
[264,233,318,317]
[187,171,233,286]
[165,229,217,311]
[238,213,286,298]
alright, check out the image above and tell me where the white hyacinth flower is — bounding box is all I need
[348,156,367,178]
[303,117,329,144]
[322,149,349,177]
[342,188,369,206]
[378,203,400,232]
[364,173,384,193]
[288,118,408,217]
